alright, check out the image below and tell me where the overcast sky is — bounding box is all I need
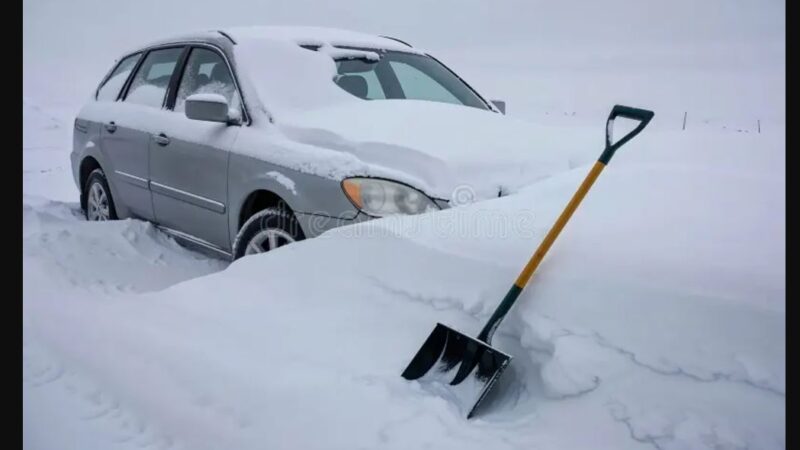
[23,0,784,65]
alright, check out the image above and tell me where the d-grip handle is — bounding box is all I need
[600,105,655,164]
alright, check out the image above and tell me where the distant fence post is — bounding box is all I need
[682,112,687,131]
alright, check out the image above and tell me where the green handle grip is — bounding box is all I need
[600,105,655,164]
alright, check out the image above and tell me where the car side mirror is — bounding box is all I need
[491,99,506,114]
[185,93,240,125]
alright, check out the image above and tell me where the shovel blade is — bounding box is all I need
[401,323,512,418]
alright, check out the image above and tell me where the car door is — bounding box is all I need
[149,45,243,252]
[95,51,157,220]
[104,46,186,221]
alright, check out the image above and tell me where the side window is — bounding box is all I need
[389,61,461,105]
[174,48,241,113]
[335,60,386,100]
[96,53,141,101]
[124,47,184,108]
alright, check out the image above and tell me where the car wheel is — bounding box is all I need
[233,208,305,259]
[83,168,118,221]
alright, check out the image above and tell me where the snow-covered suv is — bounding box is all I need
[72,26,562,260]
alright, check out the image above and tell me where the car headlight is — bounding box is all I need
[341,177,440,217]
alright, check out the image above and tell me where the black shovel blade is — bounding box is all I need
[401,323,512,418]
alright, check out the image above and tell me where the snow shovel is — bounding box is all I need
[401,104,655,418]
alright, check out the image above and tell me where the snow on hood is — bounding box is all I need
[278,100,598,201]
[234,39,597,201]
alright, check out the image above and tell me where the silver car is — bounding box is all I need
[71,26,522,260]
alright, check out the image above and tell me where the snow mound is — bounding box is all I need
[23,196,226,294]
[23,123,784,449]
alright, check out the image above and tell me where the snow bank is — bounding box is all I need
[23,115,784,449]
[23,196,226,294]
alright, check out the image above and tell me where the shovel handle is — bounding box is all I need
[477,162,605,343]
[600,105,655,164]
[477,104,654,344]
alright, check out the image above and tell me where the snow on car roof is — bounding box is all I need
[132,26,420,57]
[223,26,422,54]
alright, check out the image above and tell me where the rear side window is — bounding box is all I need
[96,53,141,101]
[124,47,184,108]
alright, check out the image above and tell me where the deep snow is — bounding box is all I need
[24,1,784,448]
[23,96,784,449]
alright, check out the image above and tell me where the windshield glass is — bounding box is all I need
[333,50,490,110]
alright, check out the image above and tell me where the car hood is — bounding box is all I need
[277,100,597,202]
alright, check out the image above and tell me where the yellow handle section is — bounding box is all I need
[513,160,606,288]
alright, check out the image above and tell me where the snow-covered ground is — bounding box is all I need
[24,1,784,449]
[22,105,785,449]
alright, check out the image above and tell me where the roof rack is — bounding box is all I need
[217,30,237,45]
[379,35,412,48]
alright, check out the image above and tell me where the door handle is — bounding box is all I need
[153,133,170,146]
[104,121,117,133]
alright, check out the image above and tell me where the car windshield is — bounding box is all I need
[332,49,490,110]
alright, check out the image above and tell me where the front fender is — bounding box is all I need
[227,152,360,244]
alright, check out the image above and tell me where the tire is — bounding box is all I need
[232,207,305,259]
[83,168,118,221]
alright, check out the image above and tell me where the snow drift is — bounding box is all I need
[24,92,785,448]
